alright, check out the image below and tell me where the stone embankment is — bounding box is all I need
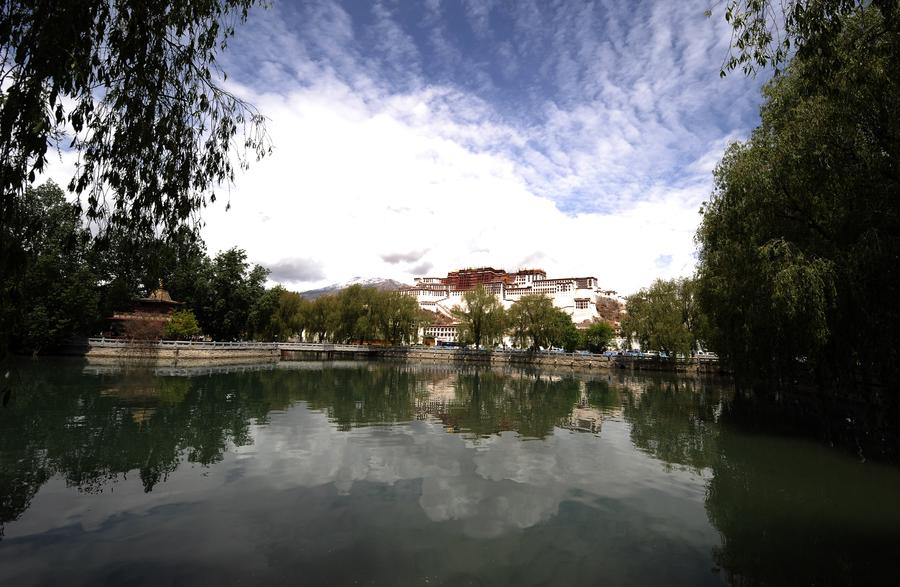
[66,338,279,365]
[65,339,724,374]
[375,347,725,374]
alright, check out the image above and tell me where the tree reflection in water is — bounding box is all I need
[2,359,900,586]
[615,374,900,585]
[622,376,723,472]
[432,370,581,438]
[0,361,590,537]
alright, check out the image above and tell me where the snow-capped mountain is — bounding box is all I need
[299,277,409,299]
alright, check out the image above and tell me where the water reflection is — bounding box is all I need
[1,359,899,585]
[623,378,721,472]
[706,426,900,586]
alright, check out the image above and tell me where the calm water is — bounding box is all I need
[1,359,899,586]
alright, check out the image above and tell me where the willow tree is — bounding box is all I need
[1,0,269,354]
[696,7,899,389]
[506,294,571,351]
[452,286,506,348]
[622,278,703,357]
[0,1,269,229]
[372,291,424,346]
[717,0,896,76]
[302,295,337,343]
[248,287,307,342]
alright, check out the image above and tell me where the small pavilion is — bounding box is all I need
[107,284,182,339]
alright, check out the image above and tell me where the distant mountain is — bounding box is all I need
[299,277,410,299]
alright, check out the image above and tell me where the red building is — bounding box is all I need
[443,267,512,290]
[107,286,181,339]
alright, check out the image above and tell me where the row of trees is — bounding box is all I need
[260,285,616,352]
[452,287,615,352]
[260,285,425,345]
[2,181,275,352]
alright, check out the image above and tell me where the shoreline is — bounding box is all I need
[50,338,729,375]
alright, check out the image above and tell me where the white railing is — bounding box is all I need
[278,342,374,352]
[87,338,373,353]
[87,338,278,350]
[381,347,718,364]
[83,338,718,363]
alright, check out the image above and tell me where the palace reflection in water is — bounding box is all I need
[1,359,899,585]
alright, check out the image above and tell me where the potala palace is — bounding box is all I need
[401,267,624,344]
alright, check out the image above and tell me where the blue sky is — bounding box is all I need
[192,0,766,293]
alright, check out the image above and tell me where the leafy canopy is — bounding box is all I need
[2,182,99,352]
[582,322,616,354]
[696,7,899,387]
[717,0,896,76]
[294,287,424,345]
[0,0,269,240]
[165,309,201,341]
[507,294,573,351]
[452,286,506,348]
[621,278,703,356]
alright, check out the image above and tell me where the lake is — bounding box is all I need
[1,359,899,585]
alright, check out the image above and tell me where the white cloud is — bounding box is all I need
[33,0,765,296]
[205,67,722,293]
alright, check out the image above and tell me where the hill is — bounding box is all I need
[299,277,409,299]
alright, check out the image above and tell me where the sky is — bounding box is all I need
[55,0,767,294]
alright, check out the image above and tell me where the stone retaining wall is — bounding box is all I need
[63,341,278,366]
[374,348,724,374]
[63,340,725,374]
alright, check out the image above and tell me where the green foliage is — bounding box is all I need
[621,278,703,356]
[247,286,282,341]
[452,286,506,348]
[91,237,270,342]
[448,371,582,438]
[331,285,377,343]
[0,0,269,246]
[301,295,337,342]
[91,224,207,320]
[507,294,573,350]
[273,289,307,341]
[247,287,308,342]
[696,7,899,388]
[717,0,892,76]
[299,288,424,345]
[0,184,274,349]
[559,320,582,353]
[2,182,99,353]
[583,321,616,353]
[195,249,269,341]
[372,291,425,345]
[164,310,201,341]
